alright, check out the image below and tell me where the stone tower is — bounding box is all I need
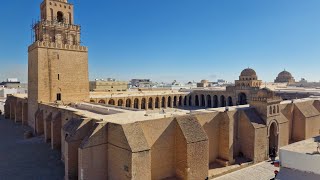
[250,88,282,124]
[28,0,89,128]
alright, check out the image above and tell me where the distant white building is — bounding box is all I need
[130,79,153,88]
[0,88,27,98]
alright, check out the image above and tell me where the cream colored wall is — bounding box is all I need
[79,144,108,180]
[90,81,128,92]
[44,48,89,103]
[219,112,235,163]
[28,48,39,129]
[239,114,255,160]
[305,116,320,139]
[108,145,132,180]
[64,141,80,179]
[187,141,209,179]
[202,115,220,164]
[131,151,152,180]
[254,127,267,162]
[281,103,294,142]
[175,123,188,179]
[150,121,176,179]
[278,122,289,148]
[292,109,306,142]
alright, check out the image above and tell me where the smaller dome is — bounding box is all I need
[240,68,257,77]
[278,70,293,78]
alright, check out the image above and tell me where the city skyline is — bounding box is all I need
[0,0,320,83]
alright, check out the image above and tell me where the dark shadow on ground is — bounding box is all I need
[0,115,64,180]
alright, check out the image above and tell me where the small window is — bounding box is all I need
[58,74,60,80]
[57,93,61,101]
[124,165,129,172]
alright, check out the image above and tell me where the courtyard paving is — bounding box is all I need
[0,116,64,180]
[213,160,279,180]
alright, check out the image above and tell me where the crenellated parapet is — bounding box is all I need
[28,41,88,52]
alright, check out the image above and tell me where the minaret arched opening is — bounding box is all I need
[57,11,64,22]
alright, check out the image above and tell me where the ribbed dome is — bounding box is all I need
[278,70,293,78]
[240,68,257,77]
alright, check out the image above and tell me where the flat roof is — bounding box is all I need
[281,136,320,154]
[45,102,250,125]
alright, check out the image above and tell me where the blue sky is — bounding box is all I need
[0,0,319,83]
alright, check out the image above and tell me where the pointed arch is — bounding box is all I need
[126,99,131,108]
[148,97,153,109]
[98,99,105,104]
[207,95,212,108]
[220,96,226,107]
[118,99,123,107]
[161,97,166,108]
[195,95,199,106]
[201,94,205,107]
[155,97,160,108]
[228,96,233,106]
[179,96,183,106]
[134,98,139,109]
[141,98,146,109]
[184,96,187,106]
[168,96,172,108]
[108,99,115,105]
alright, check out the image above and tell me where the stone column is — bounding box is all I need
[159,99,162,109]
[152,98,156,110]
[145,100,148,111]
[138,99,142,110]
[211,96,214,108]
[122,99,126,107]
[164,97,168,109]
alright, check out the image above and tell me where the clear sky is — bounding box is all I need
[0,0,320,83]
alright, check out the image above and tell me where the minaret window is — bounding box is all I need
[57,11,64,22]
[57,93,61,101]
